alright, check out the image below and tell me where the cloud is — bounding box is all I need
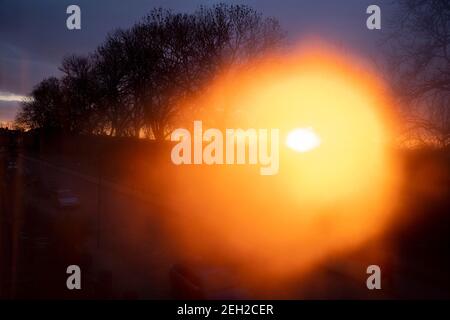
[0,91,29,102]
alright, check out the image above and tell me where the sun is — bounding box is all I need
[286,127,321,152]
[169,46,400,283]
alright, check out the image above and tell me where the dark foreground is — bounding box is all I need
[1,132,449,299]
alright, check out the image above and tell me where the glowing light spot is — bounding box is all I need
[167,45,401,288]
[286,127,321,152]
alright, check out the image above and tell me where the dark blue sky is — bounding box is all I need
[0,0,393,121]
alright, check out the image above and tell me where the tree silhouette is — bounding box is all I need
[60,55,100,134]
[93,30,132,136]
[384,0,450,147]
[15,77,63,130]
[15,4,285,139]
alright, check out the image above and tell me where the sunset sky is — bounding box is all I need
[0,0,393,122]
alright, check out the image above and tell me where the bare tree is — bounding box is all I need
[384,0,450,147]
[15,77,63,130]
[195,3,285,70]
[60,55,99,134]
[93,30,130,136]
[15,4,286,140]
[143,4,286,139]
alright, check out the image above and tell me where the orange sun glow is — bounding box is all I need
[164,44,401,294]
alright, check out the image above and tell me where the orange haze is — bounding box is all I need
[163,45,401,295]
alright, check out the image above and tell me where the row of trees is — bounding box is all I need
[16,4,285,139]
[16,1,449,147]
